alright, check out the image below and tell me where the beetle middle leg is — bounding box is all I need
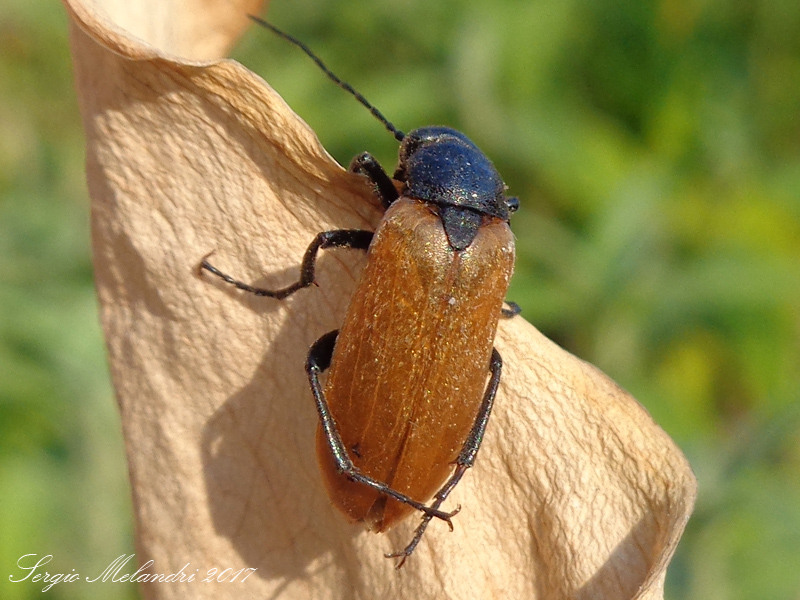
[201,229,373,299]
[386,348,504,568]
[306,330,460,528]
[501,301,521,318]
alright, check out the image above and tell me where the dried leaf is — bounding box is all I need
[64,0,697,598]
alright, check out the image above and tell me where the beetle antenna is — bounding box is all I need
[248,15,406,142]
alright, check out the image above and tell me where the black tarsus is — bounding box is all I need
[201,229,373,299]
[248,14,405,142]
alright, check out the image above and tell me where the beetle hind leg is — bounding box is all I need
[386,348,504,568]
[306,331,460,527]
[384,464,469,568]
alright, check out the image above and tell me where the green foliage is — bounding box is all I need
[0,4,137,600]
[2,0,798,598]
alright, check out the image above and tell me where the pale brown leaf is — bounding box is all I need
[64,0,697,598]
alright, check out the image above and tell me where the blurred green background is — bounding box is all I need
[1,0,798,598]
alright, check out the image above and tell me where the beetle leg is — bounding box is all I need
[349,152,399,209]
[306,331,460,527]
[506,196,520,214]
[200,229,373,300]
[501,301,521,318]
[386,348,503,568]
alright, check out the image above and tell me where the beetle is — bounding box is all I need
[201,16,520,566]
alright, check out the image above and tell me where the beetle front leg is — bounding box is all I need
[200,229,373,300]
[386,348,503,568]
[306,331,459,527]
[349,152,399,209]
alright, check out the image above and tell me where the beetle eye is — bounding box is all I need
[506,196,520,214]
[398,134,423,166]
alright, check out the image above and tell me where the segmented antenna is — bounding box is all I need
[248,15,405,142]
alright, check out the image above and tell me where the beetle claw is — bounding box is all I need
[384,549,411,569]
[384,503,460,568]
[423,503,459,525]
[198,251,217,276]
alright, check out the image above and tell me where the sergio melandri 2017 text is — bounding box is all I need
[9,553,257,592]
